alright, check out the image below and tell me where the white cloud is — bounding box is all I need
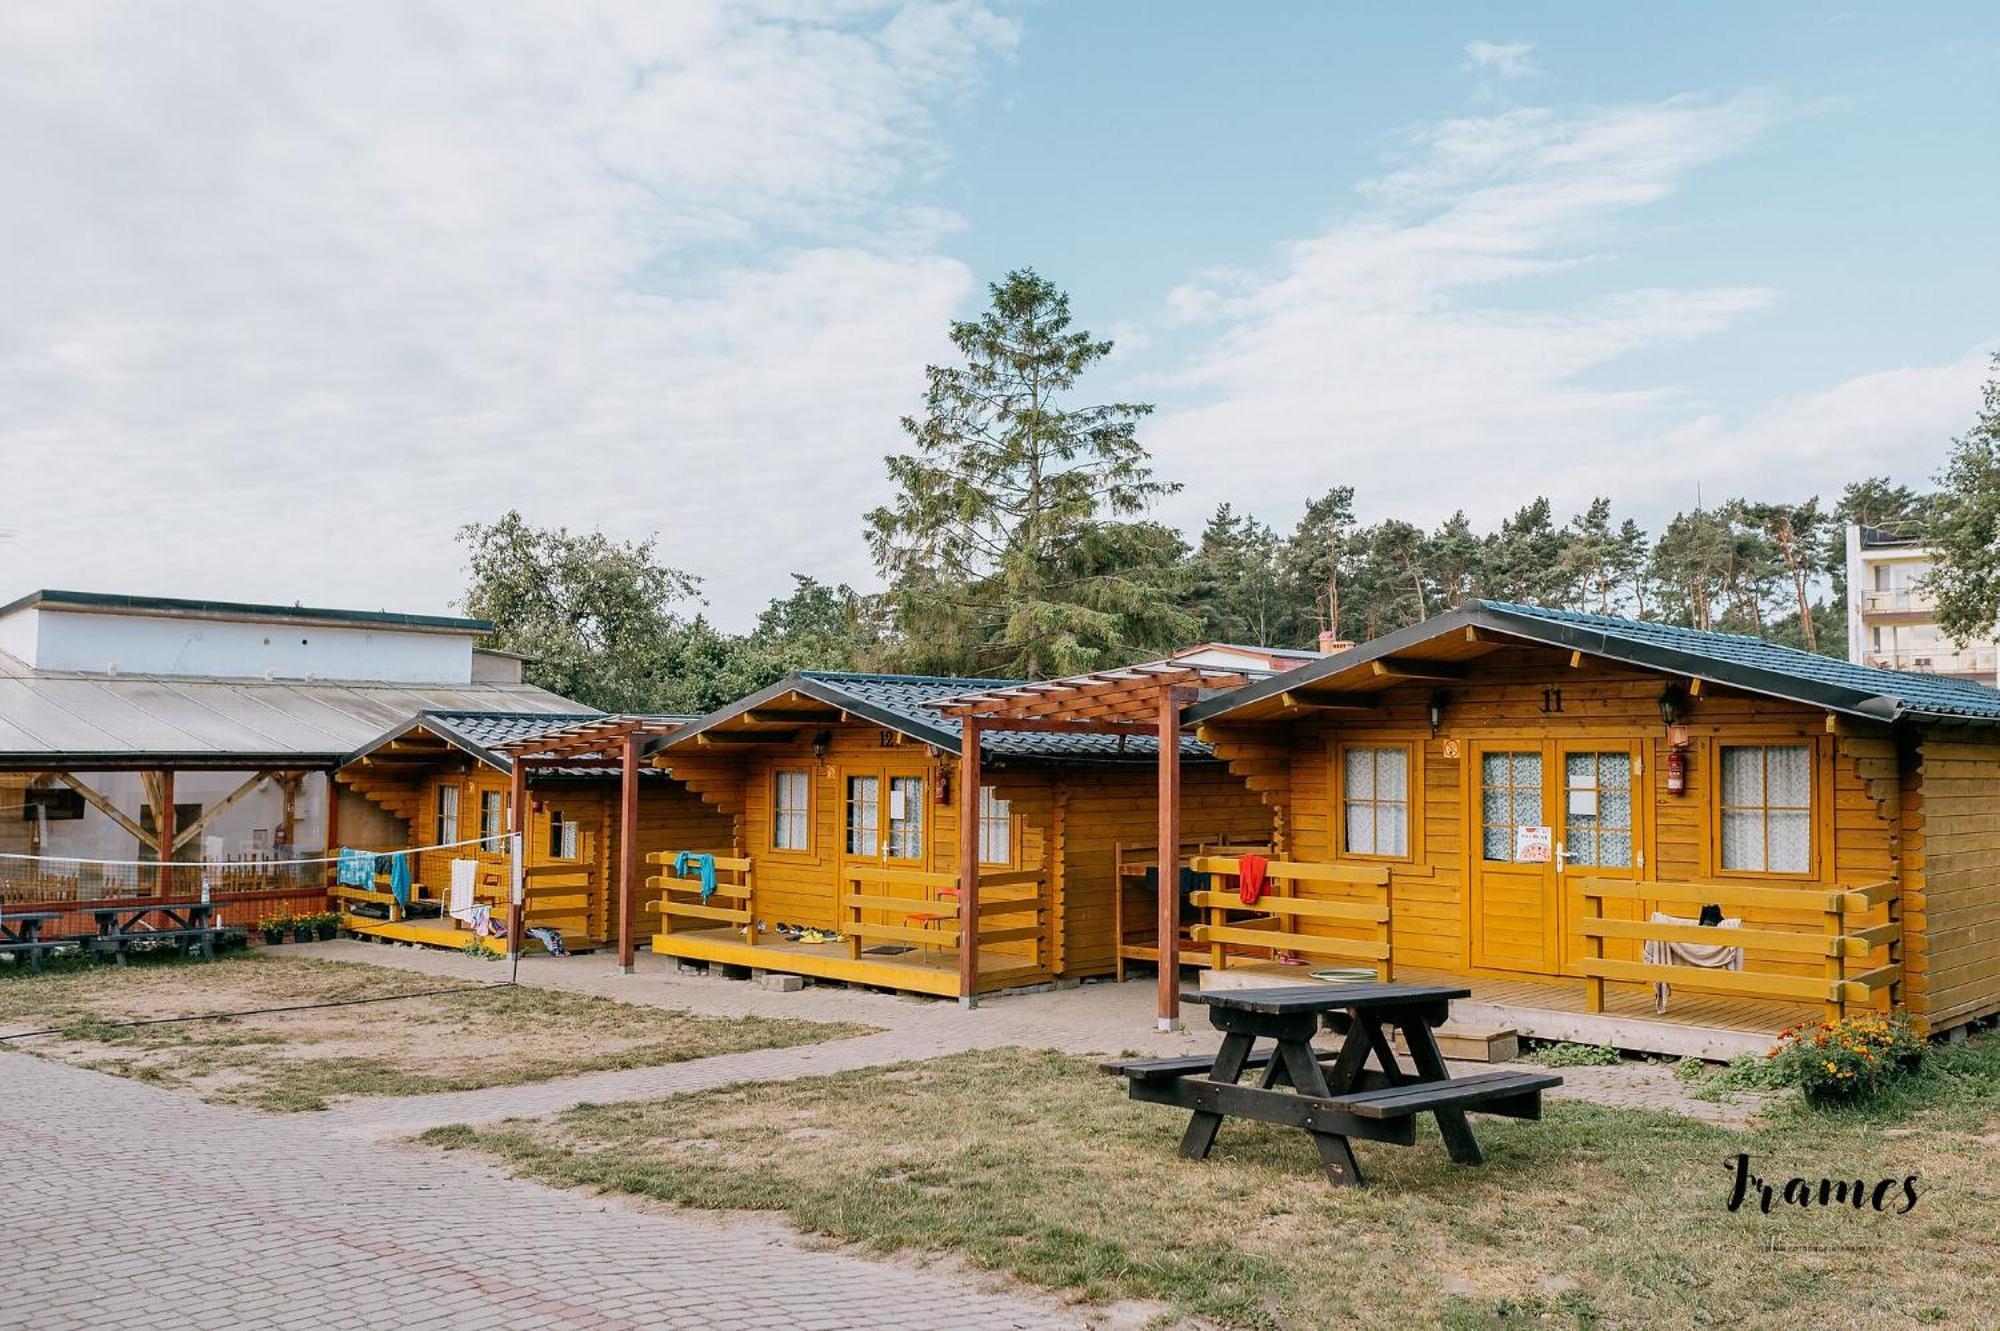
[1463,40,1539,81]
[0,1,1015,625]
[1136,87,1964,537]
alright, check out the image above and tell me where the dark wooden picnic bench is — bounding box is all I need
[0,912,66,974]
[89,902,222,965]
[1103,983,1560,1188]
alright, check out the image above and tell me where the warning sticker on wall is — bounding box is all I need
[1514,825,1554,863]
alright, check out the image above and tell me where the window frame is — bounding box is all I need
[1709,737,1820,881]
[1333,739,1421,863]
[434,783,461,849]
[546,808,579,861]
[770,767,814,856]
[977,784,1019,868]
[478,789,507,852]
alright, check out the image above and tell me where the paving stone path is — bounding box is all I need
[0,1054,1087,1331]
[0,941,1765,1330]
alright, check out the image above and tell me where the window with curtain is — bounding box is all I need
[773,770,810,851]
[845,775,879,855]
[478,790,505,850]
[434,784,459,848]
[886,775,925,859]
[1720,744,1812,873]
[978,786,1013,865]
[1480,750,1544,862]
[547,810,578,860]
[1343,745,1410,857]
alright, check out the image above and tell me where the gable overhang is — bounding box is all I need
[1186,605,1915,728]
[644,675,961,760]
[341,713,517,775]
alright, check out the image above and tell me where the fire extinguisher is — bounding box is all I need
[1665,746,1687,795]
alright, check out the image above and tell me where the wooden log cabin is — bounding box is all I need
[1177,600,2000,1056]
[334,710,732,952]
[641,669,1275,1000]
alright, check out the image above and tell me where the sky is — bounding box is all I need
[2,2,1996,630]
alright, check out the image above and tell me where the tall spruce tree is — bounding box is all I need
[865,269,1191,677]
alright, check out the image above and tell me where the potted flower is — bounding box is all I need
[259,911,292,946]
[1769,1011,1924,1106]
[314,911,340,942]
[291,912,317,945]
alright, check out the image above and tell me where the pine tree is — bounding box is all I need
[865,269,1190,677]
[1921,355,2000,645]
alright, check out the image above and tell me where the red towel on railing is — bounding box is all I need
[1237,853,1269,906]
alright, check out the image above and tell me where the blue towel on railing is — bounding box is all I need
[387,852,412,907]
[674,850,718,902]
[336,848,376,888]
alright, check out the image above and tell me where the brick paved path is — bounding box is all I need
[0,1053,1085,1331]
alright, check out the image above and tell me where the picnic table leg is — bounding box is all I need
[1396,1017,1484,1166]
[1178,1031,1255,1161]
[1276,1038,1363,1188]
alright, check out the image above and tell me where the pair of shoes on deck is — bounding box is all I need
[774,922,844,945]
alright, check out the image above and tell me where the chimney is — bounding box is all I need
[1316,631,1356,656]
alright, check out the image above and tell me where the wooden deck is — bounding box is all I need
[340,914,507,955]
[650,924,1043,998]
[1400,965,1813,1060]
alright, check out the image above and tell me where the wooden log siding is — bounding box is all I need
[1200,650,1912,1010]
[1909,729,2000,1029]
[650,713,1272,991]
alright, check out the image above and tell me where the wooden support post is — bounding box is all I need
[957,717,982,1008]
[155,770,176,897]
[1583,885,1605,1013]
[509,757,528,960]
[323,772,341,888]
[1824,897,1846,1023]
[1157,686,1182,1032]
[618,732,640,973]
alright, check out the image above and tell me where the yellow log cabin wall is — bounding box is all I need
[1203,645,1917,1022]
[1908,727,2000,1031]
[653,719,1272,986]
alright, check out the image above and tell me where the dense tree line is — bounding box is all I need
[461,272,1992,712]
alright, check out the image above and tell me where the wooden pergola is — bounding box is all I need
[926,662,1249,1027]
[491,715,686,968]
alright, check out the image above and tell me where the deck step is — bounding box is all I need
[1393,1023,1519,1063]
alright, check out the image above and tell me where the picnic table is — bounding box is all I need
[1104,983,1561,1188]
[89,901,221,965]
[0,911,65,973]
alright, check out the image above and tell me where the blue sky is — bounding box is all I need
[2,3,1995,628]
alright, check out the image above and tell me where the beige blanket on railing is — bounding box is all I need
[1641,910,1742,1013]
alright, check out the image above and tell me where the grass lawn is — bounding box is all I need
[424,1037,2000,1330]
[0,951,872,1112]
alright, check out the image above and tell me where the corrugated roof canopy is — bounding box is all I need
[0,650,588,770]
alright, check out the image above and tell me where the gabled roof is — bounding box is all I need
[650,670,1213,761]
[1187,600,2000,726]
[342,709,603,774]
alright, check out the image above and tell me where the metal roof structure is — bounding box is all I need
[649,670,1218,762]
[1186,600,2000,727]
[0,588,492,634]
[0,650,587,770]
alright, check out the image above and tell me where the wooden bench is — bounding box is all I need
[1324,1069,1558,1120]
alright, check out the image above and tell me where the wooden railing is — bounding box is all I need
[841,865,1047,977]
[647,851,754,945]
[1576,877,1901,1020]
[1186,856,1394,980]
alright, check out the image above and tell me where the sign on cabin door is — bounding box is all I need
[1471,741,1644,976]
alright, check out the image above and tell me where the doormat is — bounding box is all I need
[864,945,915,956]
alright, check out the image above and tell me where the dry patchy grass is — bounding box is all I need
[0,952,871,1111]
[424,1040,2000,1330]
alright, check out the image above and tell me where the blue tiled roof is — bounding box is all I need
[660,670,1211,761]
[1475,602,2000,721]
[1189,600,2000,726]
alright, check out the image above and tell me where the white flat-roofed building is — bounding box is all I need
[1845,525,2000,687]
